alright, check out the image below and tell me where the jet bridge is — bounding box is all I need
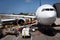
[53,3,60,18]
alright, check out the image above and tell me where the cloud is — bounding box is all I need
[25,0,31,3]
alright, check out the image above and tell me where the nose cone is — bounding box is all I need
[36,4,57,18]
[35,4,57,25]
[45,11,57,18]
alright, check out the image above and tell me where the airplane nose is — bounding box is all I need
[47,11,56,18]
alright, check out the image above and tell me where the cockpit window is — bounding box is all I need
[45,9,49,11]
[42,8,55,11]
[42,9,49,11]
[50,9,55,11]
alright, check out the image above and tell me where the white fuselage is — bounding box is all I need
[36,4,57,25]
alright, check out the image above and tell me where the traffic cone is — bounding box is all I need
[37,32,40,38]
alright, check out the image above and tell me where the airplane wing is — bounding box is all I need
[1,19,16,22]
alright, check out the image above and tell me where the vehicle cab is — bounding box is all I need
[22,27,31,38]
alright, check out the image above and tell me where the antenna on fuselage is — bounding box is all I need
[40,0,41,6]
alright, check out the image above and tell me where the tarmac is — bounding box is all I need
[0,31,60,40]
[0,18,60,40]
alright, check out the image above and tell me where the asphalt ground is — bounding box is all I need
[0,18,60,40]
[0,30,60,40]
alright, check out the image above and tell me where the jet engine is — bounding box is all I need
[17,18,26,25]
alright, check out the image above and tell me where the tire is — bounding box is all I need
[38,25,57,36]
[51,23,56,27]
[14,29,19,37]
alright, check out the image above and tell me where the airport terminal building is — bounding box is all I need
[53,3,60,18]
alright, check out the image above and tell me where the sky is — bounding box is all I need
[0,0,60,14]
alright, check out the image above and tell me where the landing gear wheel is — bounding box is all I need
[43,28,57,36]
[51,23,56,27]
[38,26,57,36]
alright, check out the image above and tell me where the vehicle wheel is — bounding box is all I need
[14,29,19,37]
[0,33,4,39]
[15,34,19,37]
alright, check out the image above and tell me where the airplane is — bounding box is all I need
[35,4,57,36]
[0,14,36,26]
